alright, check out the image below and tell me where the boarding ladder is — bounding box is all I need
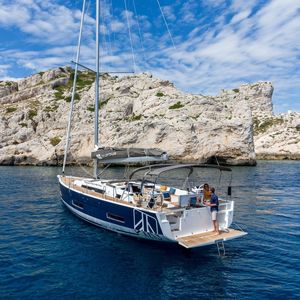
[215,239,225,256]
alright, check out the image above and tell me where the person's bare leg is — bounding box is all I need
[215,220,220,234]
[212,220,220,234]
[213,220,217,232]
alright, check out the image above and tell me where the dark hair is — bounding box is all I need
[204,183,209,188]
[210,187,215,193]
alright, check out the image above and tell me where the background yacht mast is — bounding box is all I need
[94,0,100,178]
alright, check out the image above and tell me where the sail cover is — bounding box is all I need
[91,147,168,163]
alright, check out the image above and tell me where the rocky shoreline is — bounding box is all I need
[0,67,299,166]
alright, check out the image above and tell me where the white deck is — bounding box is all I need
[176,229,247,248]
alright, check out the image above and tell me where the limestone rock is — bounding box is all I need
[254,112,300,159]
[18,74,43,91]
[0,67,294,166]
[219,81,274,119]
[0,81,18,98]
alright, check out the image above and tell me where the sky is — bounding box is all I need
[0,0,300,113]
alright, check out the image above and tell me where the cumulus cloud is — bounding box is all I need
[148,0,300,112]
[0,0,299,112]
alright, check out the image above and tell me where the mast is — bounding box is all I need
[94,0,100,178]
[62,0,86,174]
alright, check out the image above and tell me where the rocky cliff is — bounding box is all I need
[254,112,300,159]
[0,67,299,166]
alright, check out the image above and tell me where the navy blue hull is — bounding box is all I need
[58,179,163,236]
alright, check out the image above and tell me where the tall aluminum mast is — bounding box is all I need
[93,0,100,178]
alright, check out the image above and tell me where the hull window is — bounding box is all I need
[106,213,125,223]
[72,200,84,209]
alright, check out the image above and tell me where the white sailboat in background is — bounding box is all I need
[57,0,247,253]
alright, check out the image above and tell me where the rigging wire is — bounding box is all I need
[156,0,176,49]
[104,0,113,57]
[62,0,87,174]
[100,2,109,65]
[108,0,117,46]
[124,0,137,73]
[86,0,91,19]
[132,0,146,60]
[76,157,94,178]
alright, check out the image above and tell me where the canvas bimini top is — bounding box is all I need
[128,163,232,181]
[146,164,232,177]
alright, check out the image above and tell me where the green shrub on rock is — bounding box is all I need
[54,86,65,101]
[50,137,61,146]
[6,106,17,113]
[128,113,142,121]
[65,93,80,103]
[253,117,285,134]
[28,109,37,120]
[44,104,58,112]
[87,105,95,112]
[169,101,184,109]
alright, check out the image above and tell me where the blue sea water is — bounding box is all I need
[0,161,299,299]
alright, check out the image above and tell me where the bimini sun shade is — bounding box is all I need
[91,147,168,163]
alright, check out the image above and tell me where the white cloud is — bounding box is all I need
[162,5,176,22]
[0,4,30,27]
[0,0,299,112]
[142,0,300,112]
[230,9,252,24]
[230,0,256,12]
[0,0,94,45]
[110,20,124,32]
[203,0,226,8]
[0,64,10,77]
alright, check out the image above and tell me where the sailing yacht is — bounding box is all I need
[57,0,247,252]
